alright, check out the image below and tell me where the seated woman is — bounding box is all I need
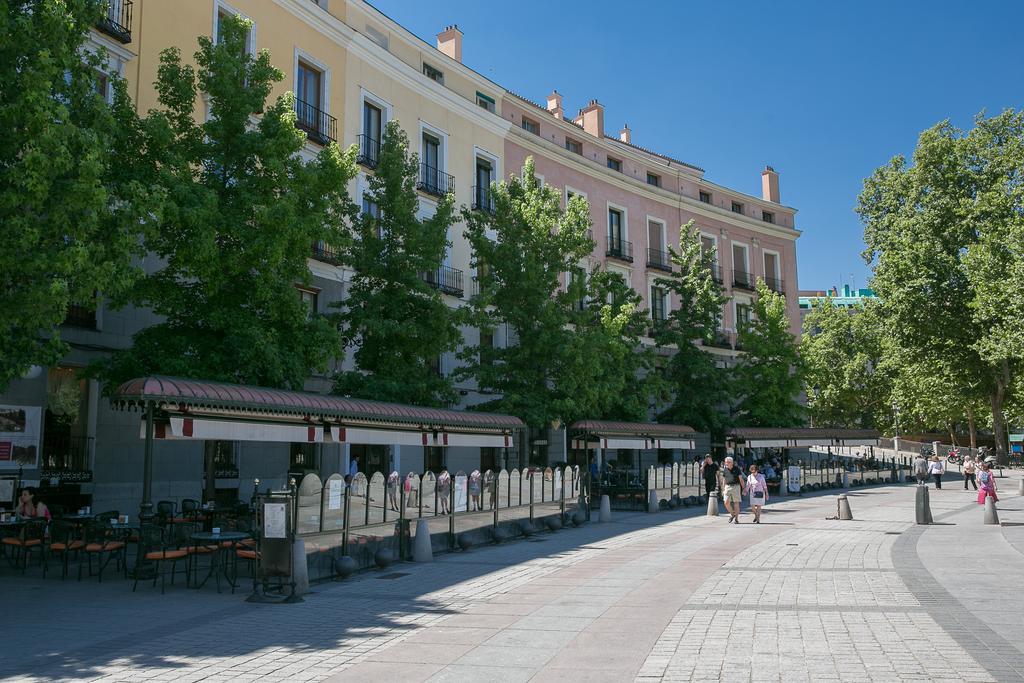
[16,487,51,520]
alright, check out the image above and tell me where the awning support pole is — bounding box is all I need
[140,400,154,521]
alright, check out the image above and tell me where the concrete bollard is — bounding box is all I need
[648,489,659,513]
[413,518,433,562]
[915,485,933,525]
[985,497,1000,525]
[706,492,719,517]
[291,538,309,596]
[842,472,850,489]
[898,470,906,484]
[1018,480,1024,496]
[837,494,853,520]
[599,494,611,522]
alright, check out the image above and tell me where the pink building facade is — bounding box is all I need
[500,94,801,355]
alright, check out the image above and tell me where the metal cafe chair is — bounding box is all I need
[133,524,188,594]
[79,520,127,581]
[2,519,47,573]
[47,520,85,580]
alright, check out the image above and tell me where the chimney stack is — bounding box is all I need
[761,165,780,203]
[619,124,631,144]
[546,90,563,120]
[436,25,463,63]
[579,99,604,139]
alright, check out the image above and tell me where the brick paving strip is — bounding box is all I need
[4,482,1024,682]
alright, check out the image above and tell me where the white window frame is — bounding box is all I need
[564,185,587,207]
[606,201,629,242]
[649,283,668,322]
[213,1,257,55]
[645,215,667,253]
[699,231,719,264]
[731,240,750,276]
[359,88,392,140]
[418,120,449,175]
[293,48,330,116]
[734,300,754,329]
[762,248,781,282]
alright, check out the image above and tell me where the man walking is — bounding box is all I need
[700,454,719,502]
[719,456,746,524]
[913,451,929,486]
[963,455,977,490]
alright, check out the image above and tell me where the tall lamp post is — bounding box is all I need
[892,402,901,458]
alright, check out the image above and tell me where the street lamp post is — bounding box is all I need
[892,402,901,459]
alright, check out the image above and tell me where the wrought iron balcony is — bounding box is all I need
[605,237,633,263]
[733,269,755,291]
[96,0,132,43]
[63,302,97,329]
[706,330,735,350]
[311,241,342,265]
[710,263,723,284]
[417,164,455,196]
[420,265,464,297]
[472,185,496,214]
[294,98,337,145]
[39,435,93,480]
[765,275,785,294]
[356,134,379,169]
[646,247,672,272]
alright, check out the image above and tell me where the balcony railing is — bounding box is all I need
[706,330,735,350]
[311,241,342,265]
[417,164,455,196]
[63,302,97,329]
[420,265,464,297]
[646,247,672,272]
[356,134,380,169]
[39,435,93,481]
[294,98,337,145]
[733,269,755,291]
[765,275,785,294]
[710,263,723,284]
[606,237,633,263]
[472,185,496,214]
[96,0,132,43]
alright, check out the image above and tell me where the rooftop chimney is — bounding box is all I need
[761,165,780,203]
[579,99,604,139]
[546,90,563,120]
[619,124,631,144]
[437,25,463,63]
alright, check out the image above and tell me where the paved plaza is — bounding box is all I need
[5,478,1024,682]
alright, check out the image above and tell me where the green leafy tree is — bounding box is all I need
[801,298,892,429]
[458,157,593,436]
[654,223,731,433]
[97,15,356,390]
[732,280,804,427]
[333,121,459,407]
[0,0,155,388]
[859,111,1023,459]
[559,270,661,424]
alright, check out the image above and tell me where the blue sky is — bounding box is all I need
[368,0,1022,290]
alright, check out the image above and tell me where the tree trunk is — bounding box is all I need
[967,407,977,449]
[948,424,957,447]
[991,360,1011,465]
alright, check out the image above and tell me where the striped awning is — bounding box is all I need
[727,428,880,448]
[570,420,696,450]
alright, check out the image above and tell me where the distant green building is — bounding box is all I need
[798,284,877,330]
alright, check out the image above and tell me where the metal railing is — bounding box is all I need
[471,185,495,214]
[292,466,584,580]
[63,302,97,329]
[646,248,672,272]
[417,163,455,196]
[356,134,379,169]
[765,275,785,294]
[294,98,337,145]
[710,263,723,284]
[606,237,633,262]
[310,241,342,265]
[733,269,755,290]
[39,435,93,481]
[96,0,132,43]
[420,265,464,297]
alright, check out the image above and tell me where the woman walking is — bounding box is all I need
[978,461,998,505]
[746,464,768,524]
[962,456,977,490]
[928,455,945,489]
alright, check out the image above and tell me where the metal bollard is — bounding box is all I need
[706,492,719,517]
[837,494,853,520]
[915,485,933,525]
[984,497,1000,525]
[599,494,611,522]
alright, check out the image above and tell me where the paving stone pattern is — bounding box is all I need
[2,481,1024,682]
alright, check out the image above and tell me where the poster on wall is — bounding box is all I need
[0,405,41,470]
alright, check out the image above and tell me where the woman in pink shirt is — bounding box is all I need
[746,465,768,524]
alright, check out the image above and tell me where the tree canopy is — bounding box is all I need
[97,15,356,390]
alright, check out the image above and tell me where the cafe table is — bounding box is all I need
[189,530,249,593]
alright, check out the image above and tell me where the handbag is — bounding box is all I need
[753,490,765,499]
